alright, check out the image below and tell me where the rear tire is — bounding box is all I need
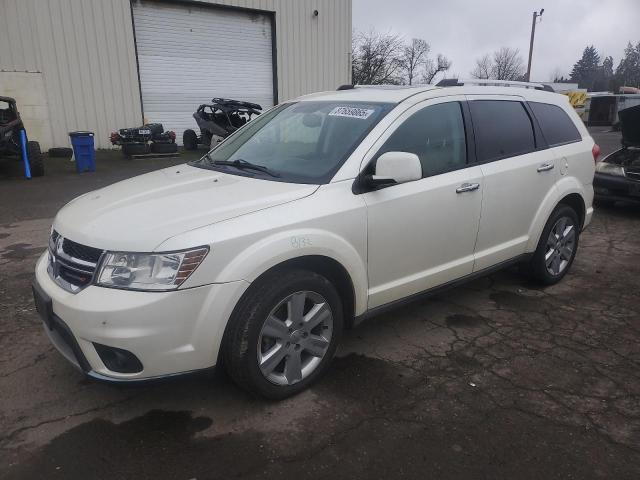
[122,143,150,156]
[526,204,580,285]
[182,129,198,150]
[150,142,178,154]
[27,141,44,177]
[223,269,343,399]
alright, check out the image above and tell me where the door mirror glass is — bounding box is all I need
[373,151,422,185]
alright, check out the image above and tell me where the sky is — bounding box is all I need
[352,0,640,83]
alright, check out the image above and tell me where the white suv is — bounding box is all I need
[33,82,597,398]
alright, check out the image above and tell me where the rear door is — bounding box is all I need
[529,100,590,186]
[467,96,558,271]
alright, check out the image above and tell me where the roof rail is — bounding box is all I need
[337,84,355,90]
[436,78,554,91]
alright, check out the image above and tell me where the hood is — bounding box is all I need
[619,104,640,146]
[54,164,318,251]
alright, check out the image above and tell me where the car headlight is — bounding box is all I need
[596,161,625,177]
[96,247,209,291]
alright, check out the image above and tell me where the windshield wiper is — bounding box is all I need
[212,158,280,178]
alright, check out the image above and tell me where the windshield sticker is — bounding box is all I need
[328,106,375,120]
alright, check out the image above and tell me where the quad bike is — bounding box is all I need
[110,123,177,156]
[183,98,262,150]
[0,96,44,176]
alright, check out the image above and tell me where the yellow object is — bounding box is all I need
[564,91,588,108]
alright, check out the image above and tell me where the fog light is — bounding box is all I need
[93,343,143,373]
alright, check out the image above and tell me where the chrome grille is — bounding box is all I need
[48,230,103,293]
[62,238,103,263]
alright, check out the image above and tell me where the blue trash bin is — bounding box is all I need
[69,131,96,173]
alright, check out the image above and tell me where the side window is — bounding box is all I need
[529,101,582,146]
[469,100,536,162]
[378,102,467,177]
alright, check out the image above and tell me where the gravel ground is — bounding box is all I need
[0,133,638,480]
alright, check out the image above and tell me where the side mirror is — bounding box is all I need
[367,151,422,188]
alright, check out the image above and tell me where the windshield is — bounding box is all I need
[190,101,393,184]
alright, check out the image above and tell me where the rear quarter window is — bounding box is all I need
[468,100,536,162]
[529,101,582,146]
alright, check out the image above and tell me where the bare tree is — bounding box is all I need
[549,67,566,82]
[470,47,526,81]
[352,30,404,85]
[401,38,430,85]
[352,29,453,86]
[492,47,525,80]
[423,54,452,84]
[471,54,492,79]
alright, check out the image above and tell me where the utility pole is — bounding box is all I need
[525,9,544,82]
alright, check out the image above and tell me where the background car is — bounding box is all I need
[0,96,44,176]
[594,104,640,205]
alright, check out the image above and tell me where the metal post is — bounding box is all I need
[525,11,538,82]
[19,129,31,179]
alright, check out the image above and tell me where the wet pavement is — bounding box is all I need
[1,135,639,479]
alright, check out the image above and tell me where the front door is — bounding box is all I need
[362,98,484,309]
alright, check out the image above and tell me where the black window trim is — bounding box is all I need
[527,101,583,148]
[466,98,547,165]
[522,101,549,151]
[460,100,478,166]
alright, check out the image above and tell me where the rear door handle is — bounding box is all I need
[537,163,554,172]
[456,182,480,193]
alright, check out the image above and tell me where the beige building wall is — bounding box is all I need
[0,0,352,149]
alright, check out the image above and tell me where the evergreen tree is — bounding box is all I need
[570,45,601,90]
[614,42,640,89]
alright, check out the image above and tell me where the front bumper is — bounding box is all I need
[34,252,249,381]
[593,173,640,204]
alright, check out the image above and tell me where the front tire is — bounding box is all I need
[527,204,580,285]
[223,269,343,399]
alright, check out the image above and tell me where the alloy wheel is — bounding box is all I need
[257,291,333,386]
[545,216,576,276]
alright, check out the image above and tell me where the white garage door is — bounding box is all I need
[132,1,274,144]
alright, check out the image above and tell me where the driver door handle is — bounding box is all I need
[537,163,554,172]
[456,182,480,193]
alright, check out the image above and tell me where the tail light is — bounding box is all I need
[592,143,601,163]
[168,131,176,141]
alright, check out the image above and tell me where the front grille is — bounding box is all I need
[48,230,103,293]
[62,238,103,263]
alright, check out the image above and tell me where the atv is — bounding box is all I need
[110,123,177,156]
[183,98,262,150]
[0,96,44,176]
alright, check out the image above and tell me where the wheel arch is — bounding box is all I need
[216,254,359,368]
[557,192,586,229]
[526,181,587,252]
[249,255,356,327]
